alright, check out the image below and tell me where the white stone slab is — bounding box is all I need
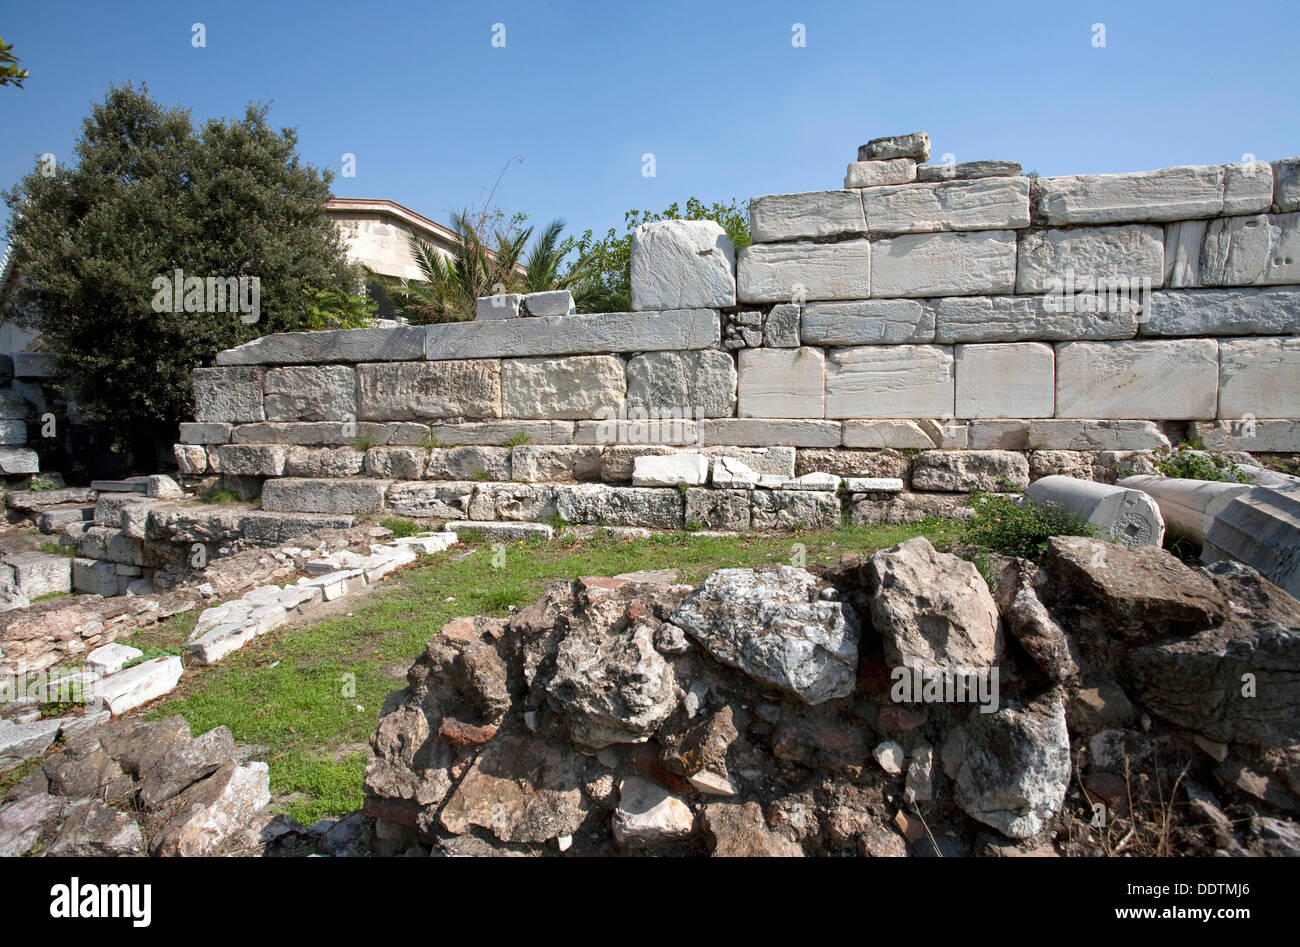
[824,345,954,419]
[934,294,1138,343]
[86,643,143,676]
[871,231,1017,297]
[522,290,575,317]
[844,477,906,493]
[96,657,184,716]
[630,220,736,310]
[698,419,842,447]
[1141,287,1300,337]
[859,177,1030,234]
[475,293,523,320]
[801,299,935,345]
[737,240,871,304]
[1219,337,1300,419]
[425,309,720,359]
[955,343,1055,419]
[843,159,916,189]
[632,453,709,487]
[749,190,867,242]
[1054,339,1219,420]
[1015,225,1165,294]
[738,348,826,419]
[1034,163,1273,225]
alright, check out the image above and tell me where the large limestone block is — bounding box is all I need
[1034,163,1273,225]
[844,158,916,189]
[1163,219,1207,287]
[1192,419,1300,452]
[192,367,264,423]
[842,418,966,449]
[631,453,709,487]
[284,446,365,478]
[911,450,1030,491]
[475,293,523,320]
[384,481,469,519]
[699,419,842,447]
[428,420,574,446]
[510,445,602,482]
[262,365,356,422]
[955,343,1054,419]
[1015,225,1164,294]
[216,325,428,365]
[553,485,684,529]
[426,445,512,481]
[500,356,625,419]
[630,219,736,310]
[1219,337,1300,418]
[801,299,935,345]
[95,656,184,715]
[1055,340,1219,420]
[625,350,737,419]
[749,190,866,243]
[738,348,826,419]
[357,361,501,420]
[749,490,840,530]
[522,290,575,317]
[261,478,391,514]
[917,160,1022,183]
[425,309,720,359]
[212,444,286,476]
[1141,287,1300,336]
[737,240,871,304]
[934,294,1137,343]
[1200,213,1273,285]
[685,487,751,530]
[1026,420,1173,450]
[824,345,954,419]
[871,231,1016,297]
[859,177,1031,234]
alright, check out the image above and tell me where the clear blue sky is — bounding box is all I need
[3,0,1298,244]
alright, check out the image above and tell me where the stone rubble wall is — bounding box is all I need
[175,139,1300,521]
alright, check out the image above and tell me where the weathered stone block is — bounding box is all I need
[384,481,469,519]
[1192,419,1300,452]
[685,489,751,531]
[2,552,71,598]
[859,132,930,162]
[178,422,232,444]
[1015,225,1165,294]
[750,490,840,530]
[216,325,428,365]
[871,231,1016,297]
[283,446,365,478]
[364,447,427,479]
[841,419,967,449]
[632,453,709,487]
[1026,420,1174,450]
[425,446,511,481]
[522,290,575,317]
[1034,163,1272,225]
[0,419,26,445]
[1200,214,1272,285]
[860,177,1031,234]
[916,160,1022,183]
[213,444,286,477]
[825,345,953,419]
[801,299,934,345]
[737,240,871,304]
[475,293,523,320]
[625,350,737,419]
[357,361,501,420]
[794,448,909,479]
[510,445,603,482]
[261,365,357,422]
[844,159,916,189]
[911,450,1029,492]
[425,309,720,359]
[630,220,736,310]
[193,367,265,423]
[934,294,1138,343]
[763,304,801,348]
[699,419,841,447]
[1163,219,1207,287]
[749,190,866,242]
[1218,337,1300,418]
[0,448,38,474]
[955,343,1054,419]
[554,485,684,529]
[501,356,625,419]
[1273,157,1300,213]
[738,348,825,419]
[1141,287,1300,336]
[1054,339,1219,420]
[261,478,391,514]
[425,421,572,446]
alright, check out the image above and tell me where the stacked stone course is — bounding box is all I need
[174,133,1300,529]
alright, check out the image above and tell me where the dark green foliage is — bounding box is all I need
[2,83,362,452]
[965,491,1095,558]
[1150,444,1247,483]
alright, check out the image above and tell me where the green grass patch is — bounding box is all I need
[199,488,241,505]
[964,491,1094,558]
[144,518,960,823]
[38,541,75,557]
[379,516,421,539]
[27,478,61,491]
[504,430,530,450]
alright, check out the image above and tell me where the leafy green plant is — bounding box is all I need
[39,541,74,557]
[420,432,451,450]
[380,516,420,539]
[1150,444,1247,483]
[0,35,28,88]
[504,429,530,450]
[351,437,377,452]
[27,478,59,491]
[965,491,1094,558]
[199,488,240,504]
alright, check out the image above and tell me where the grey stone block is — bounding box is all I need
[192,367,265,423]
[425,446,511,481]
[860,177,1031,234]
[749,190,867,243]
[1015,225,1165,294]
[1054,339,1219,420]
[871,231,1016,297]
[427,421,574,446]
[262,365,357,422]
[1141,287,1300,336]
[1034,162,1272,225]
[825,345,954,419]
[630,220,736,310]
[522,290,575,317]
[553,485,684,529]
[916,161,1022,183]
[625,350,736,420]
[737,240,871,304]
[933,295,1138,344]
[501,356,625,419]
[216,325,429,365]
[859,132,930,162]
[425,309,720,359]
[261,478,392,514]
[178,422,233,444]
[699,419,842,448]
[801,299,934,345]
[212,444,287,477]
[357,361,501,420]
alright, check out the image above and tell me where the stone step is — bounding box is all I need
[90,477,152,493]
[445,521,555,542]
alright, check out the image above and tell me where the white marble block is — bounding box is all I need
[871,231,1016,298]
[1054,339,1219,420]
[955,343,1055,419]
[738,347,826,418]
[737,240,871,304]
[824,345,954,419]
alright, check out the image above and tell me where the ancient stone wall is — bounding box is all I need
[175,134,1300,529]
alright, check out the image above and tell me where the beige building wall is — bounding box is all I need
[326,199,458,281]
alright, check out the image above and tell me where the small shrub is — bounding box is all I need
[380,516,420,539]
[27,478,60,492]
[351,436,377,452]
[39,541,74,557]
[504,430,530,450]
[965,491,1094,558]
[1151,444,1247,483]
[676,482,689,498]
[121,644,184,670]
[199,488,240,505]
[420,433,451,451]
[547,514,572,529]
[472,470,489,482]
